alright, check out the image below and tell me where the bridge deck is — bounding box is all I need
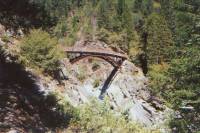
[64,47,128,59]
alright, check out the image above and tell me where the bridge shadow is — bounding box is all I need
[0,60,73,132]
[99,67,119,99]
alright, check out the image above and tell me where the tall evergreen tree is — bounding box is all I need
[145,13,173,64]
[133,0,143,12]
[173,0,200,45]
[97,0,110,28]
[122,4,134,49]
[161,0,176,39]
[117,0,125,16]
[133,0,153,16]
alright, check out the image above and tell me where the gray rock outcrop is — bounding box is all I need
[50,58,172,128]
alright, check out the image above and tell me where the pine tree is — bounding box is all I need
[133,0,153,16]
[97,0,110,28]
[161,0,176,39]
[133,0,143,12]
[121,4,134,50]
[145,13,173,64]
[173,0,200,45]
[117,0,125,16]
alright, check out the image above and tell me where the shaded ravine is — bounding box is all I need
[0,59,71,132]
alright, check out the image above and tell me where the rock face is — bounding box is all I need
[0,29,171,129]
[16,40,167,129]
[55,56,171,128]
[44,40,171,128]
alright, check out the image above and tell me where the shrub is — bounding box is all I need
[1,34,10,43]
[60,33,77,47]
[74,99,148,133]
[148,63,171,95]
[92,61,100,71]
[77,66,86,82]
[97,28,129,51]
[169,118,188,133]
[93,79,101,88]
[53,18,68,38]
[20,29,63,73]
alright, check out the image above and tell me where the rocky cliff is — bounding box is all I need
[37,40,172,129]
[0,26,172,131]
[56,58,171,128]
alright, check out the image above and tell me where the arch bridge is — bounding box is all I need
[64,44,128,97]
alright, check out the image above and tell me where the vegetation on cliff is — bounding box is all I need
[0,0,200,132]
[19,29,63,73]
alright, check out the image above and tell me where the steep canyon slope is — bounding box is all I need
[41,40,172,128]
[0,27,171,131]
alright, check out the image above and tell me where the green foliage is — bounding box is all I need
[77,66,86,82]
[47,94,153,132]
[117,0,125,16]
[93,79,100,88]
[97,28,133,52]
[169,119,188,133]
[53,18,68,38]
[96,0,135,52]
[59,34,77,47]
[19,29,63,73]
[169,46,200,106]
[153,1,161,9]
[158,45,200,131]
[173,0,200,45]
[128,31,141,62]
[49,92,149,132]
[49,91,79,120]
[54,2,93,46]
[75,99,148,133]
[1,35,10,43]
[133,0,142,12]
[145,13,174,64]
[133,0,153,16]
[148,63,170,95]
[92,61,100,71]
[33,0,70,24]
[160,0,176,38]
[96,0,112,29]
[121,4,134,43]
[132,1,200,131]
[0,0,75,29]
[96,28,110,43]
[56,17,79,47]
[2,0,200,132]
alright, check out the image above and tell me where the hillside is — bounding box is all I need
[0,29,170,132]
[0,0,200,133]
